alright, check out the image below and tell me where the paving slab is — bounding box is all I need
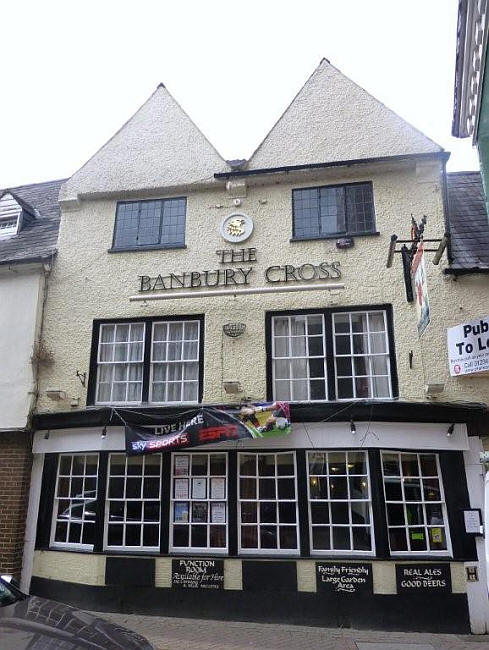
[94,612,489,650]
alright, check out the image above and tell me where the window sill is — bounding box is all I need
[290,232,380,243]
[108,244,187,253]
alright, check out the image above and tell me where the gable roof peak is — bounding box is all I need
[61,82,229,202]
[245,58,442,171]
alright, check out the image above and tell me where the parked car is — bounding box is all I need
[0,575,154,649]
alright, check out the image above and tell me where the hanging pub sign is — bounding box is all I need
[396,563,451,593]
[172,559,224,590]
[316,563,373,594]
[411,241,430,337]
[125,402,290,455]
[447,316,489,376]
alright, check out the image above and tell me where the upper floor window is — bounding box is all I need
[112,197,186,251]
[292,182,375,240]
[91,317,203,406]
[269,308,395,402]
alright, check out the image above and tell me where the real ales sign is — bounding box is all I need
[447,316,489,376]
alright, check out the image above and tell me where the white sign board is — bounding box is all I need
[447,316,489,376]
[411,242,430,337]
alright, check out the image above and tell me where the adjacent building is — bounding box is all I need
[20,61,489,633]
[0,179,63,580]
[453,0,489,218]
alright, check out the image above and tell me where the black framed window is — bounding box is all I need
[44,448,465,561]
[267,306,397,402]
[112,197,186,250]
[292,182,375,240]
[88,316,204,406]
[381,451,451,555]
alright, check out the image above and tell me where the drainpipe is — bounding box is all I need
[21,256,54,592]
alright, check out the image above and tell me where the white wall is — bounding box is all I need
[0,268,43,430]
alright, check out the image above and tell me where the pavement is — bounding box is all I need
[98,612,489,650]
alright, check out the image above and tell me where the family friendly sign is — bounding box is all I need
[447,316,489,376]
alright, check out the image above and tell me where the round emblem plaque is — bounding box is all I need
[220,213,254,243]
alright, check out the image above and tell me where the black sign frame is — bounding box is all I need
[316,562,373,595]
[171,558,224,590]
[396,563,452,594]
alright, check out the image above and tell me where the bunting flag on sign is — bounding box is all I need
[125,402,290,456]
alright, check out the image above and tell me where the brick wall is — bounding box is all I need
[0,432,32,578]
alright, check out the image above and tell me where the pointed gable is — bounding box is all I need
[246,59,442,170]
[61,84,229,203]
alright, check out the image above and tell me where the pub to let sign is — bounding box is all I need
[396,564,451,593]
[172,559,224,590]
[316,562,373,594]
[447,316,489,376]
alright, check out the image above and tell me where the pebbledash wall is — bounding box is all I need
[35,162,489,409]
[25,61,489,633]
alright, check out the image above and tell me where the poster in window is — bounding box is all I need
[174,456,189,476]
[174,502,189,523]
[211,502,226,524]
[174,478,189,500]
[210,477,226,500]
[411,241,430,337]
[192,502,208,523]
[192,477,207,499]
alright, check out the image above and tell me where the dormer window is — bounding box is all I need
[0,193,22,239]
[0,191,38,240]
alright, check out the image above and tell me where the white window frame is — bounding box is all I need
[0,215,20,239]
[306,450,375,556]
[238,451,300,556]
[333,310,392,401]
[95,322,145,405]
[50,453,99,551]
[104,453,162,552]
[271,314,328,403]
[169,452,228,555]
[149,320,200,405]
[381,451,452,556]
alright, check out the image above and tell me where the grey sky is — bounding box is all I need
[0,0,478,188]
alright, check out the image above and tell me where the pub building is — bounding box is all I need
[24,61,489,634]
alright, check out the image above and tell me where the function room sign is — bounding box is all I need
[172,559,224,590]
[396,564,451,593]
[447,316,489,376]
[316,563,373,594]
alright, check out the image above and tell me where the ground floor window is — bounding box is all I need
[381,451,451,554]
[170,452,228,552]
[239,452,299,554]
[307,450,373,553]
[46,448,457,559]
[51,454,99,549]
[105,453,162,550]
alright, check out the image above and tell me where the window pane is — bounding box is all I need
[307,450,373,554]
[239,453,297,553]
[382,451,449,555]
[345,183,375,234]
[171,453,228,551]
[52,454,99,549]
[106,453,161,548]
[113,198,186,249]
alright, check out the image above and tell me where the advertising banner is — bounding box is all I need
[447,316,489,376]
[411,241,430,337]
[125,402,290,455]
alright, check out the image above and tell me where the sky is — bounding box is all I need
[0,0,479,188]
